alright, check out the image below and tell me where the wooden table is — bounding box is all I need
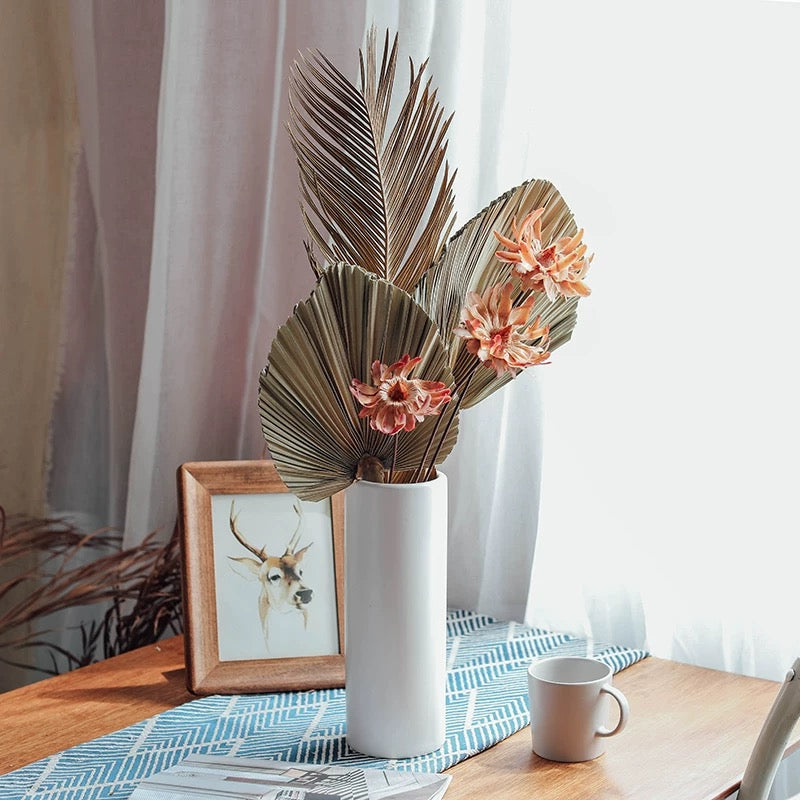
[1,637,798,799]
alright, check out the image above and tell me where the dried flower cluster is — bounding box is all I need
[260,30,596,496]
[351,208,593,430]
[350,206,593,464]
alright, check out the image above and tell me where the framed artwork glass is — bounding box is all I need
[178,460,344,694]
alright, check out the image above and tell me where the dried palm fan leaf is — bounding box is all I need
[259,262,459,501]
[289,27,456,291]
[416,179,581,408]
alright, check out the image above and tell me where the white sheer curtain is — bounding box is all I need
[511,0,800,679]
[51,0,543,622]
[50,0,164,534]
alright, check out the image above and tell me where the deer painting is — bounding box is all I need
[228,499,313,649]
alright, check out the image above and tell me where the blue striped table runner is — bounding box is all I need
[1,610,648,800]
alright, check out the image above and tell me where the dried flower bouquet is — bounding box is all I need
[259,29,593,501]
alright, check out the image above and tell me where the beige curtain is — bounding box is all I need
[0,2,79,692]
[0,1,78,517]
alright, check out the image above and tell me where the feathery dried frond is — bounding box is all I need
[289,27,456,291]
[259,262,459,500]
[416,179,581,407]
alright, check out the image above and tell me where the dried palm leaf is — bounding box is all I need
[289,27,456,291]
[259,262,459,500]
[416,179,582,407]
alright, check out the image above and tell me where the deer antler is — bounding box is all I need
[229,500,267,561]
[284,501,304,555]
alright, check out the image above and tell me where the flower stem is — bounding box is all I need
[389,435,399,483]
[412,406,445,483]
[413,370,465,482]
[422,362,481,481]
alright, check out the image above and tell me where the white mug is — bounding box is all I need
[528,656,629,762]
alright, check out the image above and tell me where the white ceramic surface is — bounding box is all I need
[344,472,448,758]
[528,656,629,762]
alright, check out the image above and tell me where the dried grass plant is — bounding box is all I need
[0,507,181,676]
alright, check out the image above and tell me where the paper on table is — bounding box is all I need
[129,754,450,800]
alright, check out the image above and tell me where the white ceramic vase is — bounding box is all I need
[344,472,448,758]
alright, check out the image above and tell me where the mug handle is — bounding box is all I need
[597,684,629,737]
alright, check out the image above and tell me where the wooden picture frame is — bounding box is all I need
[177,460,344,695]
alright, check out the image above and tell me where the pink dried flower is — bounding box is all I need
[495,208,593,301]
[454,283,550,377]
[350,355,452,435]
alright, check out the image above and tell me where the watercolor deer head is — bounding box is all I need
[228,499,313,646]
